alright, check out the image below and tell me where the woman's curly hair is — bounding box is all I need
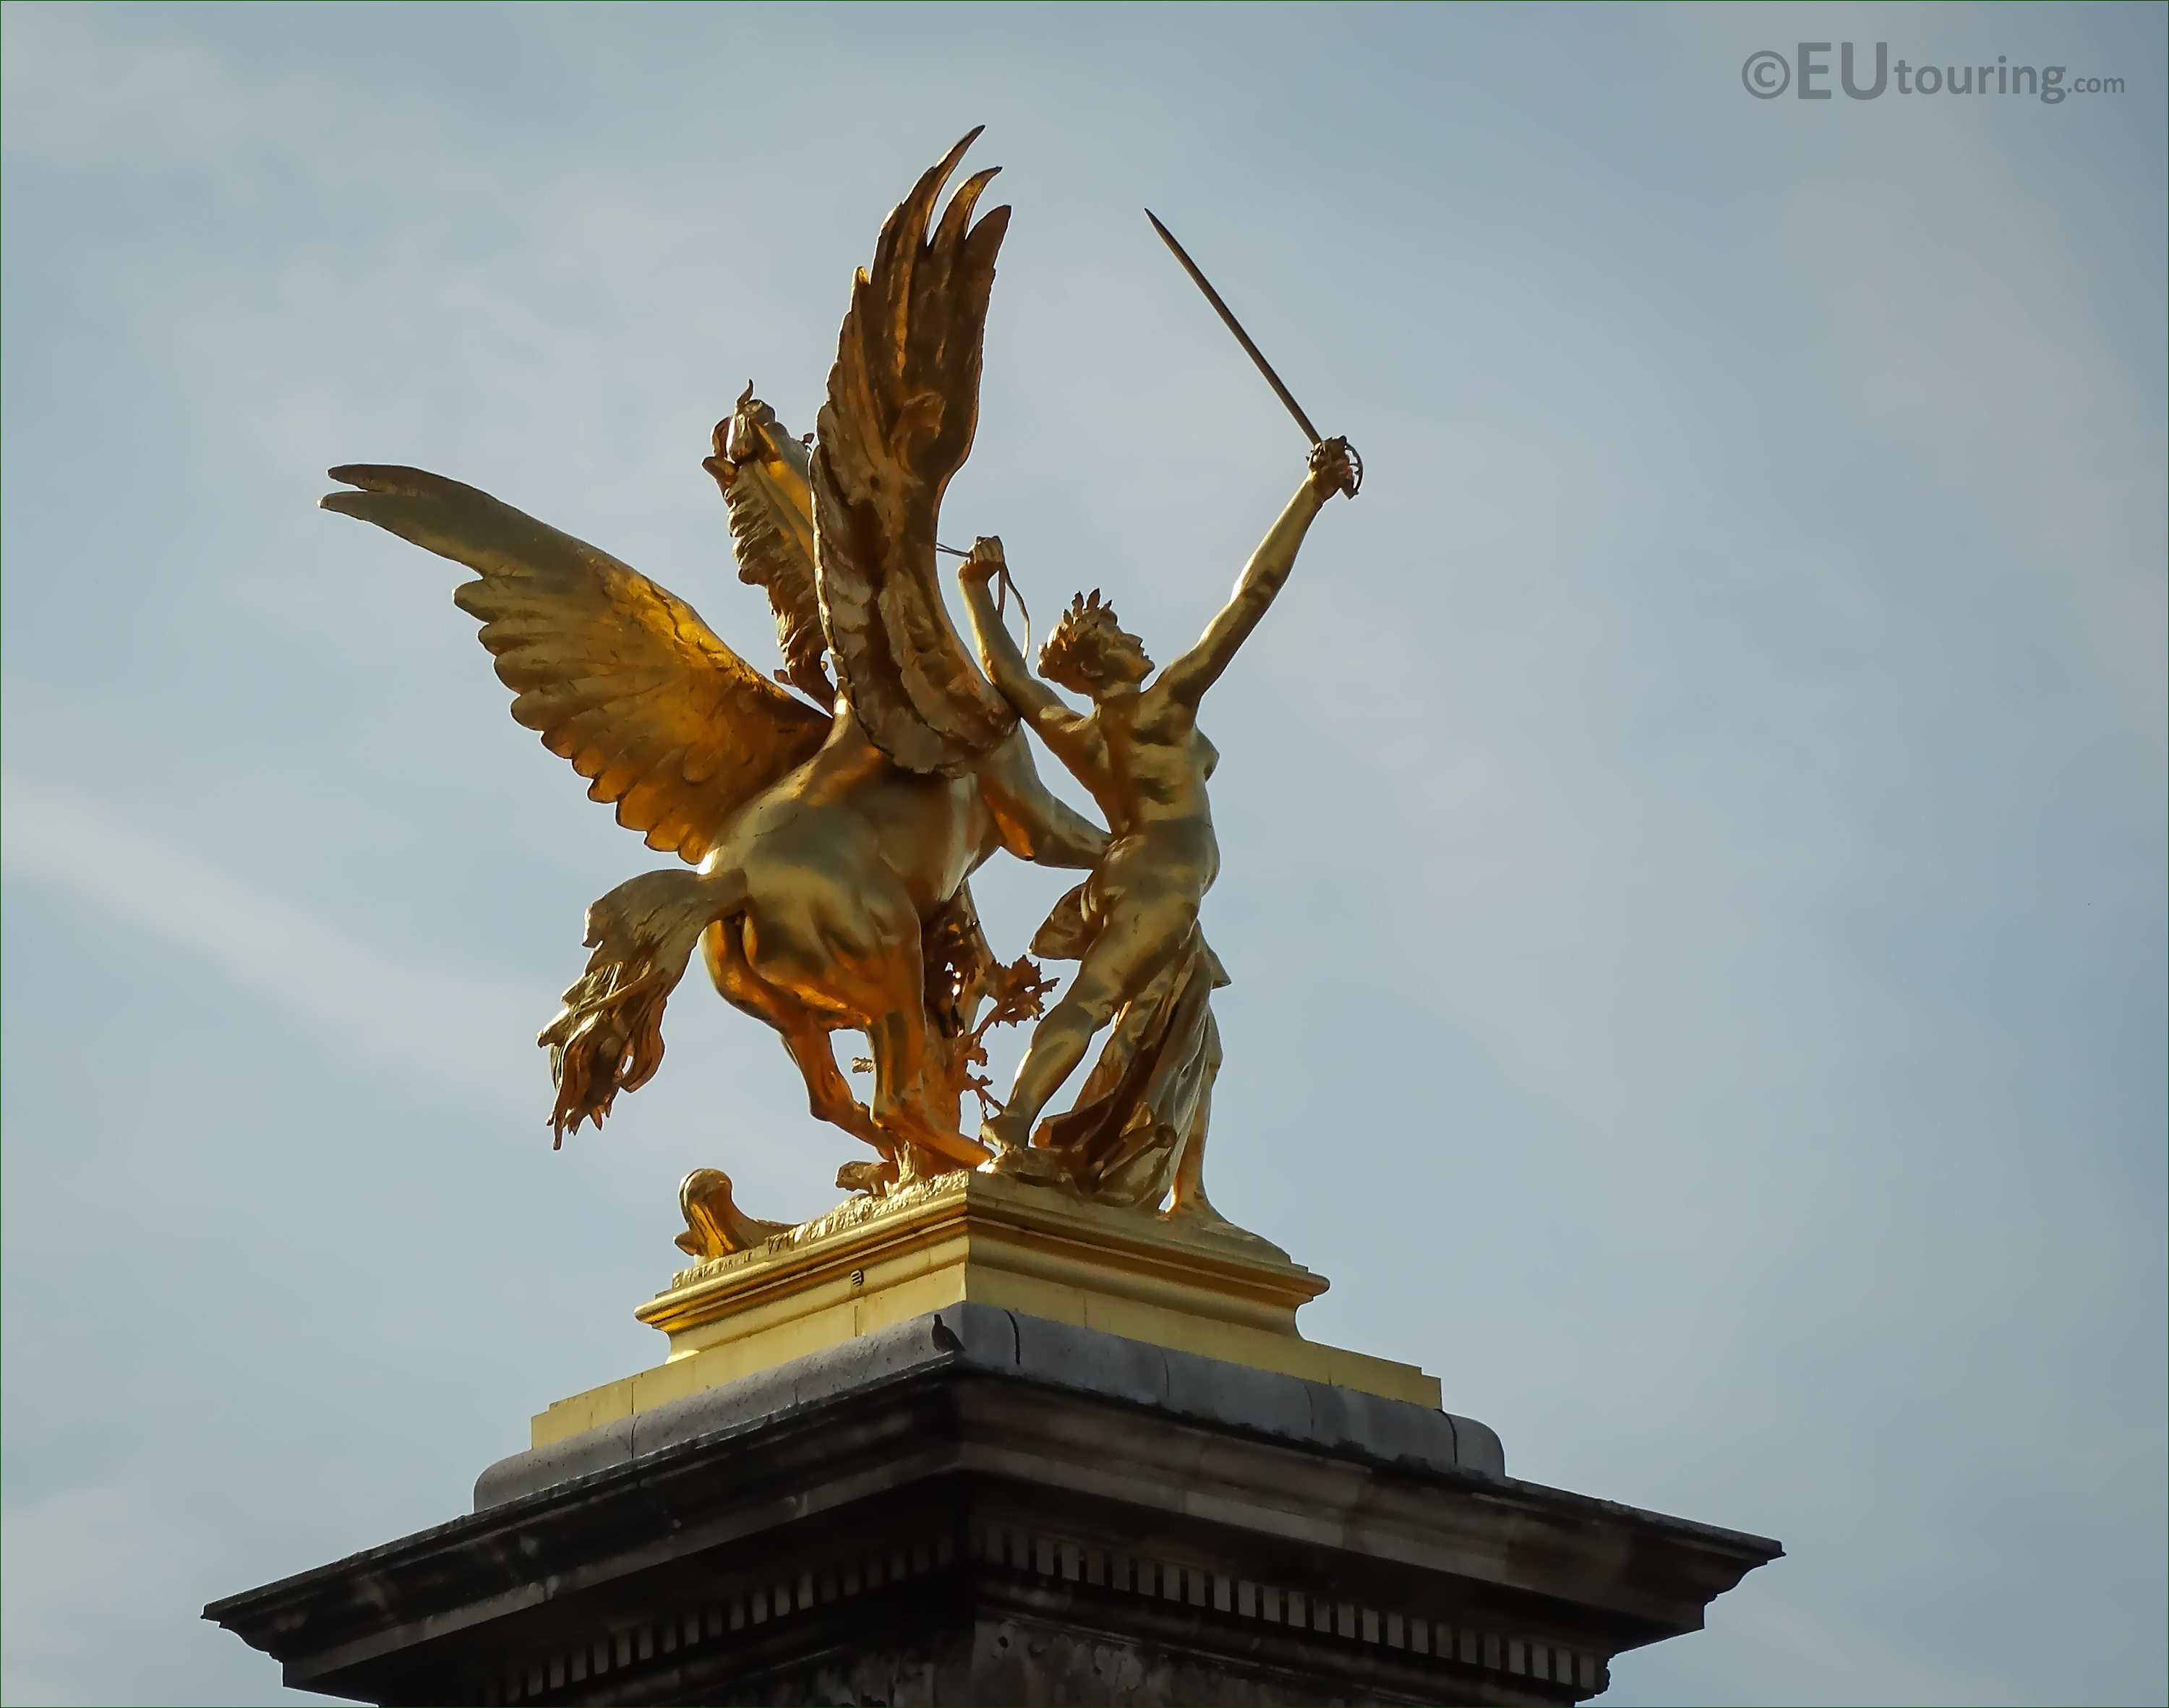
[1038,589,1126,693]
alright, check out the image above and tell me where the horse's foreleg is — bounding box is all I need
[784,1023,887,1152]
[855,931,990,1170]
[729,863,990,1170]
[869,1003,991,1168]
[701,919,884,1151]
[976,729,1110,871]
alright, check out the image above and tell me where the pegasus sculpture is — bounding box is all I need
[324,132,1104,1185]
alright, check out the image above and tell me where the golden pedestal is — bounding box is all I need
[531,1168,1437,1449]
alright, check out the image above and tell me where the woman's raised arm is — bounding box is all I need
[957,538,1091,747]
[1159,439,1353,707]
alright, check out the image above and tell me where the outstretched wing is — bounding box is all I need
[322,465,829,865]
[813,126,1017,776]
[703,387,835,712]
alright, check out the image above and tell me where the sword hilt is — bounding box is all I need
[1312,435,1364,500]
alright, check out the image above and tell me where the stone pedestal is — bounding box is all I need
[205,1305,1779,1705]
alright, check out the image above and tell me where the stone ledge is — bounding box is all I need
[478,1305,1503,1511]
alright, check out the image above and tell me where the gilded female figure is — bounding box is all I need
[957,438,1358,1202]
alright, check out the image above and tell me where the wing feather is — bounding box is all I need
[323,464,827,864]
[810,129,1018,776]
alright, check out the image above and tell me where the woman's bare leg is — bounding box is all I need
[1163,1010,1223,1218]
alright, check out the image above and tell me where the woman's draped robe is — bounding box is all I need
[1027,883,1228,1208]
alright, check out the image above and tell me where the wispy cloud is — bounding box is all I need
[1,770,535,1109]
[1787,126,2168,761]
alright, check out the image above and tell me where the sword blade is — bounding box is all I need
[1146,210,1322,447]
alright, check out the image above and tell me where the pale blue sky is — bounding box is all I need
[3,4,2162,1704]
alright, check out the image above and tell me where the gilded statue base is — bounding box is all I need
[531,1170,1435,1450]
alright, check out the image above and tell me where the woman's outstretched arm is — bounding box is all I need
[1158,440,1353,708]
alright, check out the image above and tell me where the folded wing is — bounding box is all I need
[323,464,829,865]
[813,126,1017,776]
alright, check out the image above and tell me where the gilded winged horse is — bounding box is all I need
[321,132,1104,1177]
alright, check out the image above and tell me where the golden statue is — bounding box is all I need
[320,130,1355,1235]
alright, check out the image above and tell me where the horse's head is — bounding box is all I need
[708,386,810,489]
[703,386,833,711]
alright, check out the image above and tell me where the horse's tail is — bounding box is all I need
[538,865,748,1145]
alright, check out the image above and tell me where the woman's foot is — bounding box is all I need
[979,1110,1069,1183]
[978,1107,1032,1152]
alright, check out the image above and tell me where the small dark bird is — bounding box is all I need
[930,1315,964,1355]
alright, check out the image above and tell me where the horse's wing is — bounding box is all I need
[322,464,829,864]
[811,127,1019,777]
